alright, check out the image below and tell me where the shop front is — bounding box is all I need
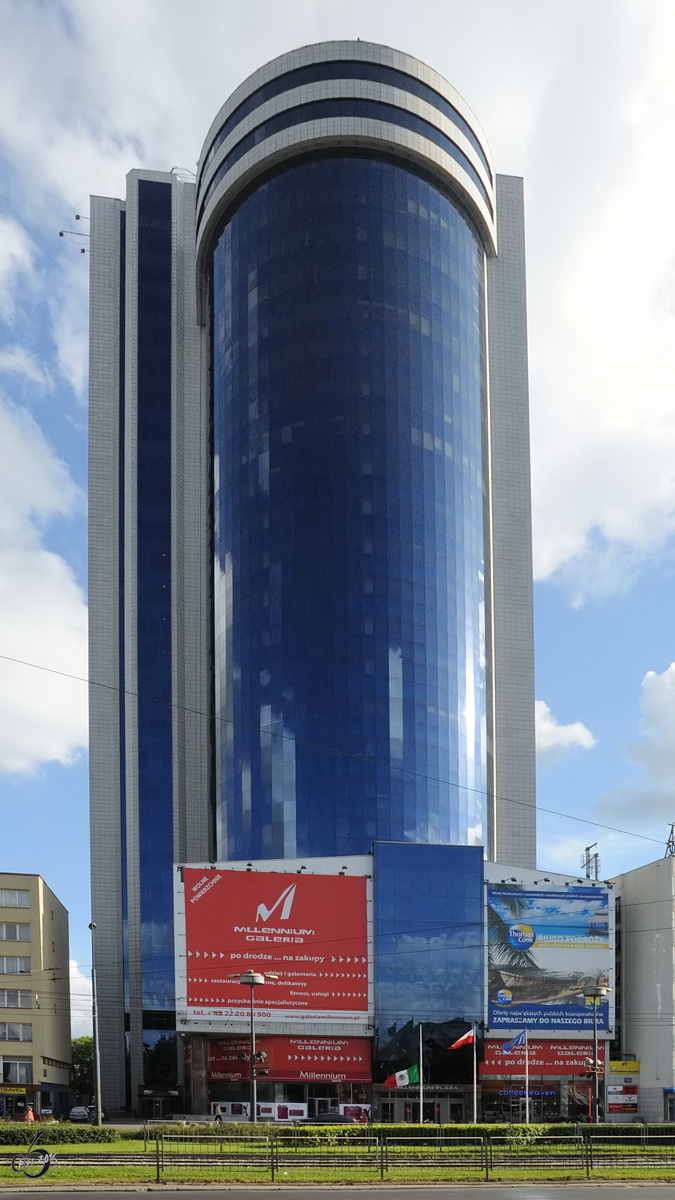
[480,1039,606,1123]
[138,1086,183,1119]
[204,1034,372,1121]
[0,1084,40,1119]
[374,1085,471,1124]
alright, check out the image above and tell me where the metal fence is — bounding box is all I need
[6,1129,675,1182]
[153,1130,675,1181]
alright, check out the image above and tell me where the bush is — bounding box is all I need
[0,1124,119,1145]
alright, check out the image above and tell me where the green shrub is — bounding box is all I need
[0,1124,119,1145]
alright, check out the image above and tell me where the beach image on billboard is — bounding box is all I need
[487,884,613,1033]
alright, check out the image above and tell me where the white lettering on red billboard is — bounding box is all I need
[480,1039,605,1076]
[208,1035,371,1082]
[183,869,369,1023]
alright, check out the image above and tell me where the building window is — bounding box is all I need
[0,924,30,942]
[1,1057,33,1084]
[0,891,29,909]
[0,991,31,1009]
[0,958,30,975]
[0,1023,32,1041]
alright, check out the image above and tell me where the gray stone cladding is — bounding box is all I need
[89,171,210,1112]
[88,194,126,1111]
[486,175,536,868]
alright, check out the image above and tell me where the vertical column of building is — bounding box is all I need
[89,195,127,1111]
[123,172,175,1107]
[91,169,208,1112]
[486,175,536,868]
[170,178,213,868]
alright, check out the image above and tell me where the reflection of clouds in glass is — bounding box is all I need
[377,930,482,1022]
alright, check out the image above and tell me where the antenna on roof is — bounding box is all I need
[665,824,675,857]
[582,844,600,880]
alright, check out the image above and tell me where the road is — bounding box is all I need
[6,1188,675,1197]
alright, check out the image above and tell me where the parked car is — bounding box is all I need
[87,1105,109,1122]
[69,1106,90,1123]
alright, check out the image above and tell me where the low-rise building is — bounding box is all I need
[0,873,72,1118]
[611,856,675,1123]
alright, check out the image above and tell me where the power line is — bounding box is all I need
[0,650,665,850]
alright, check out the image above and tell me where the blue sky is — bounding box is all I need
[1,0,675,1032]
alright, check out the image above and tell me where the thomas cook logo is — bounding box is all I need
[507,923,535,949]
[256,884,296,923]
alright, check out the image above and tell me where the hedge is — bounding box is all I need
[0,1124,119,1145]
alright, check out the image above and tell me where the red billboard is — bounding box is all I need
[208,1035,371,1082]
[481,1038,606,1076]
[182,868,369,1024]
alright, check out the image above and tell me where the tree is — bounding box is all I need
[71,1037,94,1099]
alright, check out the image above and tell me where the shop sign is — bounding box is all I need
[0,1086,26,1095]
[607,1060,639,1112]
[487,883,614,1033]
[481,1038,605,1076]
[179,868,370,1026]
[609,1060,640,1074]
[208,1034,372,1082]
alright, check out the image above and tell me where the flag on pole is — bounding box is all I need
[448,1029,475,1049]
[384,1063,420,1088]
[502,1030,527,1052]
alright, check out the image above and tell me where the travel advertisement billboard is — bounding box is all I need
[176,867,371,1028]
[487,883,613,1034]
[207,1034,371,1082]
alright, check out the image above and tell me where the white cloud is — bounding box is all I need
[592,663,675,849]
[50,256,89,397]
[0,395,87,773]
[0,345,48,386]
[0,216,33,318]
[535,832,590,878]
[523,4,675,597]
[628,662,675,784]
[70,960,93,1039]
[535,699,596,762]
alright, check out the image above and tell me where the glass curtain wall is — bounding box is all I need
[212,155,488,861]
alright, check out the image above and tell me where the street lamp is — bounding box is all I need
[583,985,611,1124]
[88,923,102,1127]
[228,970,278,1123]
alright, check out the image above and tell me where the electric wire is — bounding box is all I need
[0,651,665,850]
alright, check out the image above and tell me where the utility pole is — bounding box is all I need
[583,985,610,1123]
[228,969,277,1122]
[88,923,102,1126]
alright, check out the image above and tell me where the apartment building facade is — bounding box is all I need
[0,874,72,1118]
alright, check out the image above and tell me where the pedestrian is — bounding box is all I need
[214,1103,223,1124]
[25,1107,35,1123]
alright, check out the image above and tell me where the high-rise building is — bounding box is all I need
[89,41,535,1113]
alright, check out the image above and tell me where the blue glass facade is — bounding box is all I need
[213,155,488,862]
[373,842,484,1075]
[135,180,175,1014]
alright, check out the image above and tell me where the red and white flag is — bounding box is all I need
[448,1029,474,1049]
